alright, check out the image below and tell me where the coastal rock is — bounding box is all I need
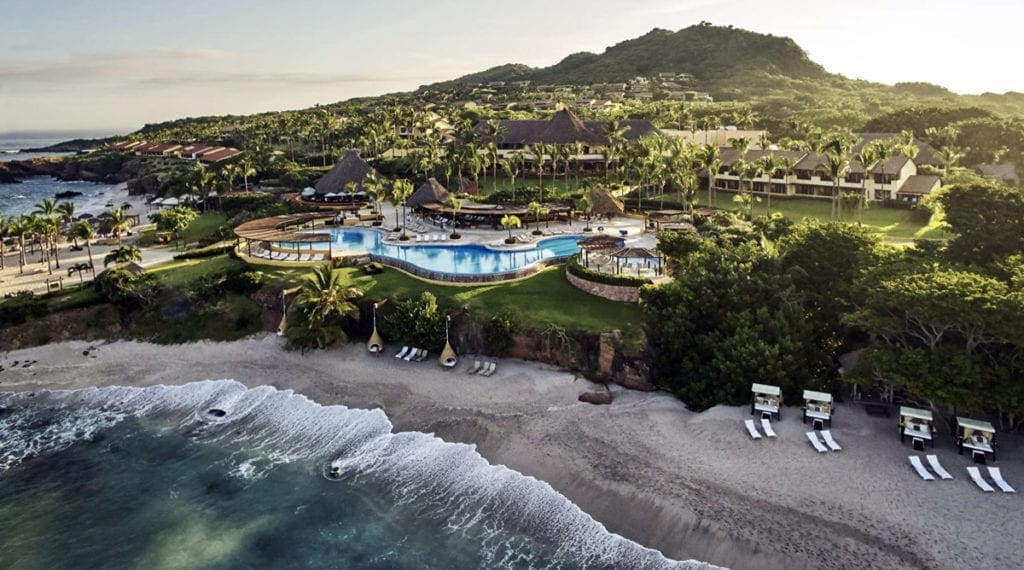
[614,360,656,391]
[54,190,83,199]
[578,390,613,405]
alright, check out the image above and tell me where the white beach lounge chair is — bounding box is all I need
[967,466,995,492]
[477,362,494,376]
[466,361,481,374]
[416,234,423,242]
[744,419,763,440]
[909,456,935,481]
[441,234,448,241]
[483,362,497,376]
[415,349,429,362]
[988,467,1015,493]
[925,455,953,480]
[395,346,410,359]
[806,431,827,453]
[760,418,777,438]
[404,348,420,361]
[821,430,842,451]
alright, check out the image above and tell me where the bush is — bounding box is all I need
[383,292,447,350]
[94,268,158,308]
[173,244,234,260]
[361,262,384,275]
[482,311,520,356]
[566,255,648,287]
[0,292,48,326]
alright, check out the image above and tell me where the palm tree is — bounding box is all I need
[756,154,779,215]
[526,201,546,233]
[10,215,32,274]
[0,214,6,271]
[67,262,92,287]
[444,196,462,238]
[390,179,415,239]
[71,221,97,277]
[575,194,593,231]
[189,163,214,212]
[853,146,878,226]
[500,214,522,242]
[696,144,720,208]
[818,151,851,220]
[33,197,60,271]
[499,157,520,202]
[107,207,133,245]
[55,201,75,226]
[297,263,362,349]
[935,146,965,172]
[529,142,548,198]
[104,245,142,267]
[237,157,257,192]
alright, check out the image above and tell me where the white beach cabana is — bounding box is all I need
[751,383,782,420]
[956,417,997,462]
[899,406,934,450]
[802,389,834,429]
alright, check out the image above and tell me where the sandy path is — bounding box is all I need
[1,337,1020,569]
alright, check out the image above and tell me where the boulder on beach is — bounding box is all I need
[578,390,613,405]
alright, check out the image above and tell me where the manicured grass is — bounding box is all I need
[147,255,244,287]
[180,212,228,245]
[763,197,946,240]
[335,265,643,336]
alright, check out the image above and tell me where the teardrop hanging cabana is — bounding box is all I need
[439,315,457,368]
[367,302,384,355]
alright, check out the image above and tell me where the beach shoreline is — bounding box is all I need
[1,337,1020,569]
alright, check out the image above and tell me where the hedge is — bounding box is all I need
[173,243,234,260]
[566,254,648,287]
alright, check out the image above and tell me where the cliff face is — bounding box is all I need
[0,154,146,188]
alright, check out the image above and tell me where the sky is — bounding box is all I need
[1,0,1020,135]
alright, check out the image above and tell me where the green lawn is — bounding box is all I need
[147,255,244,287]
[763,197,946,240]
[180,212,228,245]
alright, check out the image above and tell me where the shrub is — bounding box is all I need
[383,291,447,350]
[566,255,648,287]
[173,244,234,260]
[482,311,520,356]
[0,292,48,327]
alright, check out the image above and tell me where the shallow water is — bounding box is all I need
[0,381,701,569]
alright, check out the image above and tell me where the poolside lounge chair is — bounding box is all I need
[744,419,762,440]
[477,362,494,376]
[760,418,777,438]
[967,466,995,492]
[482,362,497,376]
[466,361,481,374]
[395,346,410,359]
[806,431,827,453]
[926,455,953,480]
[403,348,420,361]
[909,456,936,481]
[988,467,1015,493]
[415,349,429,362]
[416,235,423,242]
[821,430,842,451]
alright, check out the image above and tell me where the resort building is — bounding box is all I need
[312,149,379,202]
[710,148,941,203]
[485,109,658,153]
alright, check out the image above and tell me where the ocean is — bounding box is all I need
[0,131,126,218]
[0,381,700,569]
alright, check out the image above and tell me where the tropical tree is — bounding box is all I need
[67,262,92,287]
[576,194,593,230]
[818,151,851,220]
[55,201,75,226]
[530,142,548,198]
[500,214,522,242]
[935,146,966,172]
[107,207,134,244]
[10,215,32,274]
[526,201,547,232]
[444,196,462,238]
[70,221,97,277]
[151,206,198,250]
[499,157,520,202]
[104,245,142,267]
[0,214,6,271]
[390,178,415,239]
[853,146,878,226]
[296,263,363,349]
[237,157,258,191]
[189,163,215,212]
[33,198,60,272]
[697,144,720,208]
[756,154,779,215]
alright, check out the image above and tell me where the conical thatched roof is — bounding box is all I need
[536,109,605,145]
[314,149,378,195]
[577,234,625,251]
[589,186,625,216]
[407,178,451,209]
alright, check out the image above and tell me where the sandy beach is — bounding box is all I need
[1,337,1020,569]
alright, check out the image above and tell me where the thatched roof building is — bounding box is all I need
[484,109,657,149]
[588,186,625,217]
[407,178,451,209]
[314,149,378,196]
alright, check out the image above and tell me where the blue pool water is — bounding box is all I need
[290,228,582,275]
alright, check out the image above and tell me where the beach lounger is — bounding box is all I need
[477,362,494,376]
[404,348,420,361]
[806,431,827,453]
[416,235,423,242]
[313,254,325,262]
[744,419,763,440]
[821,430,842,451]
[988,467,1015,493]
[285,253,299,261]
[760,418,777,438]
[415,349,429,362]
[967,466,995,492]
[482,362,497,376]
[466,360,481,374]
[909,456,935,481]
[926,455,953,480]
[395,346,410,359]
[441,234,448,241]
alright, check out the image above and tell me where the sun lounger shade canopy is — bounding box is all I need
[752,383,781,396]
[234,213,337,241]
[803,390,833,403]
[900,406,933,422]
[956,417,994,433]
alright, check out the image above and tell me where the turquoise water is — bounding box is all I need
[285,228,582,275]
[0,381,701,569]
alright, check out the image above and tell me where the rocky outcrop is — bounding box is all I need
[578,390,613,405]
[0,155,147,189]
[0,305,121,350]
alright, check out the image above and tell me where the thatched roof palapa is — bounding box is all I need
[588,186,625,217]
[314,149,378,196]
[407,178,451,209]
[577,234,625,251]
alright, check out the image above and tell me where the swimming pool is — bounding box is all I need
[285,228,582,275]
